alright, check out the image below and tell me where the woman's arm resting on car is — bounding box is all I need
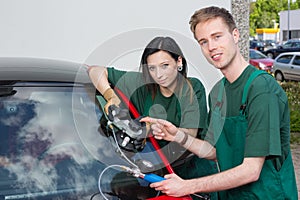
[87,65,110,94]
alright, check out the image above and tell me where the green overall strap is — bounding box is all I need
[239,70,268,116]
[241,70,267,106]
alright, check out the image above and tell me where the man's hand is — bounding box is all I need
[140,117,178,142]
[150,173,190,197]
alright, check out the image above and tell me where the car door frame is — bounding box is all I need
[290,55,300,81]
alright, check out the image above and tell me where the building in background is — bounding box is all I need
[279,9,300,43]
[256,28,280,43]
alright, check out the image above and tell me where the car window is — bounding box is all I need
[0,83,113,199]
[292,56,300,66]
[283,41,292,48]
[250,50,266,59]
[276,55,294,64]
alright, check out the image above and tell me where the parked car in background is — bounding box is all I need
[250,40,264,52]
[262,39,279,51]
[249,49,274,74]
[273,52,300,81]
[264,39,300,59]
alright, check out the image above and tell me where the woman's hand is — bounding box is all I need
[140,117,178,142]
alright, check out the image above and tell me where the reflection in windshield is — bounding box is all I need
[0,86,113,199]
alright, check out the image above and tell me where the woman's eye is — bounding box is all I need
[162,64,168,69]
[148,66,155,71]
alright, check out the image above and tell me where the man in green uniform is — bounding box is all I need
[142,6,298,199]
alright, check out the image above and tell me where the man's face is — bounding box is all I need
[194,17,239,70]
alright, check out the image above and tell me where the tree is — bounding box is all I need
[249,0,299,37]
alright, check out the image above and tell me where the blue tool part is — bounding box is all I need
[143,174,166,183]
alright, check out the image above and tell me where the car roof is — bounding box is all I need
[277,52,300,56]
[0,57,91,84]
[287,38,300,41]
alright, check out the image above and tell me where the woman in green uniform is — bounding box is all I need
[88,36,217,199]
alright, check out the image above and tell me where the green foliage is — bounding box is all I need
[249,0,300,37]
[291,132,300,144]
[280,82,300,135]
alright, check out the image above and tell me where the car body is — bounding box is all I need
[264,39,300,59]
[262,39,279,51]
[273,52,300,81]
[250,40,265,52]
[249,49,274,74]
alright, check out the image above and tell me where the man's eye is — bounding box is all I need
[199,41,207,46]
[215,35,221,40]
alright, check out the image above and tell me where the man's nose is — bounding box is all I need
[208,40,218,51]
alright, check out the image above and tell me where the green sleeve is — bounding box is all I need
[244,75,288,158]
[245,93,282,157]
[107,67,144,100]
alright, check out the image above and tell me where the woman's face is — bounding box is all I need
[146,50,182,90]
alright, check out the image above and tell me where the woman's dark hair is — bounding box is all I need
[139,36,190,99]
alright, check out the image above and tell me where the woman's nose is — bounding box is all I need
[155,68,163,79]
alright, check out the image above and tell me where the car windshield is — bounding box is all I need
[282,40,300,48]
[0,83,125,199]
[250,50,267,59]
[283,41,293,48]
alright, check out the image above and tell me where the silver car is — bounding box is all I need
[273,52,300,81]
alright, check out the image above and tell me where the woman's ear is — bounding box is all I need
[177,56,183,67]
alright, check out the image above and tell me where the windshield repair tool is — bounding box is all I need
[97,95,147,152]
[121,166,210,200]
[107,104,147,150]
[122,165,166,183]
[113,87,175,174]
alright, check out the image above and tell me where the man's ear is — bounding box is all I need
[232,28,240,44]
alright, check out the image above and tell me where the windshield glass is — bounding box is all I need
[0,84,111,199]
[250,50,267,59]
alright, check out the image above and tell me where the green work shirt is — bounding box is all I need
[207,65,291,163]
